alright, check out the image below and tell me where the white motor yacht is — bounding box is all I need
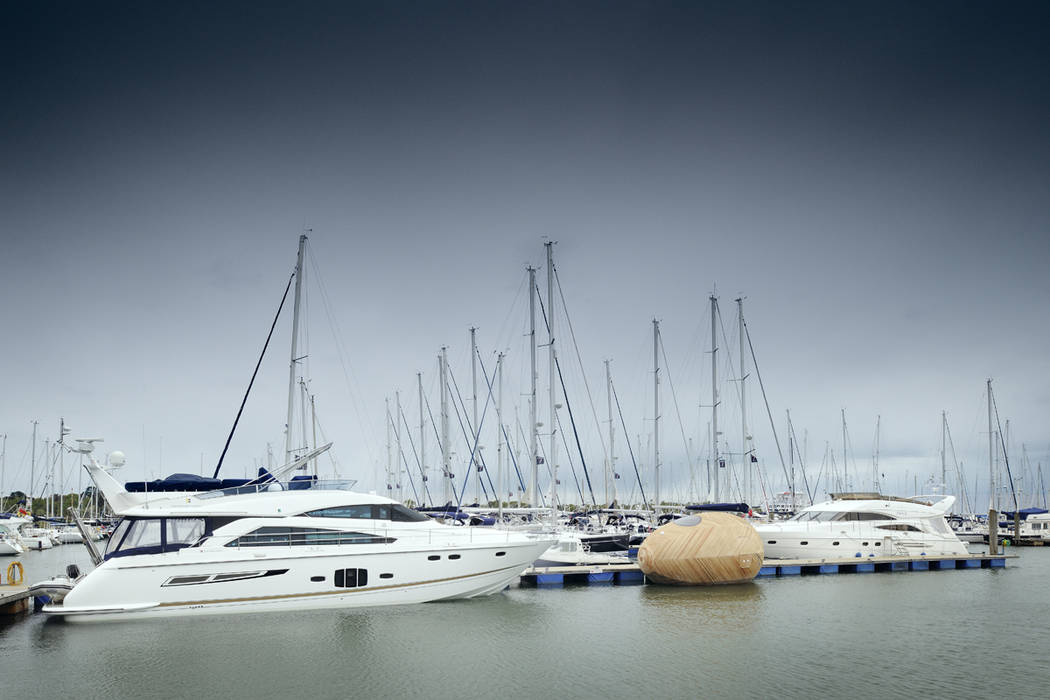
[42,458,555,621]
[1,515,30,555]
[755,493,969,560]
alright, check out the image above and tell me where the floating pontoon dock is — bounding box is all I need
[520,552,1013,586]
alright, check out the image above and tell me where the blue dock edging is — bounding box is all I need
[522,553,1012,587]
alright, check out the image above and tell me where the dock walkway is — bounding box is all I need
[520,553,1014,586]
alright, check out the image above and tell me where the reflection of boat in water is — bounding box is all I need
[755,493,968,559]
[43,455,555,622]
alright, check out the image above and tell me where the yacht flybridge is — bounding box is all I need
[754,493,969,560]
[42,456,554,621]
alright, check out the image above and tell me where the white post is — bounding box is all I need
[394,391,402,501]
[470,326,479,504]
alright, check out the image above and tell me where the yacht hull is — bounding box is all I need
[44,538,550,622]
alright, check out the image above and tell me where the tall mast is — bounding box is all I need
[988,379,998,555]
[30,420,37,514]
[496,351,504,518]
[394,390,402,500]
[941,411,947,494]
[284,233,307,463]
[385,397,392,498]
[470,326,479,504]
[441,347,451,504]
[873,414,881,493]
[841,409,848,492]
[310,394,318,476]
[59,417,67,519]
[653,318,661,514]
[0,433,5,513]
[418,372,426,506]
[710,294,719,502]
[546,241,558,519]
[605,359,615,506]
[787,410,794,510]
[737,298,748,505]
[528,266,538,506]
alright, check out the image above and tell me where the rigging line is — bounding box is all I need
[742,318,791,491]
[944,418,971,514]
[306,244,380,466]
[611,376,650,513]
[390,408,421,505]
[659,331,695,475]
[396,401,434,506]
[553,266,609,466]
[213,270,295,479]
[475,351,526,494]
[990,390,1020,514]
[555,409,586,505]
[514,419,548,507]
[787,419,814,505]
[454,362,496,508]
[446,365,496,501]
[535,280,598,506]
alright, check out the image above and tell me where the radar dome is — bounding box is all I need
[108,451,126,467]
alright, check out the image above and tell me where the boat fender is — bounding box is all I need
[6,561,24,585]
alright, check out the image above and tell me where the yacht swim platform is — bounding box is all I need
[520,552,1014,585]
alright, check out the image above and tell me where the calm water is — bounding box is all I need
[3,543,1048,699]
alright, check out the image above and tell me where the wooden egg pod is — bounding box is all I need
[638,511,763,585]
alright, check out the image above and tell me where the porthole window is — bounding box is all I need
[379,573,393,579]
[832,541,840,546]
[767,540,777,545]
[310,575,325,582]
[800,541,808,545]
[448,554,461,560]
[495,551,506,557]
[333,568,368,588]
[428,555,441,561]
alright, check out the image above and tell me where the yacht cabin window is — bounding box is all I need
[304,504,429,522]
[225,526,396,547]
[104,517,207,560]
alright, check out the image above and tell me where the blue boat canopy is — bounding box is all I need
[685,502,750,513]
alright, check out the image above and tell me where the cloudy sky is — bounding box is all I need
[2,1,1048,510]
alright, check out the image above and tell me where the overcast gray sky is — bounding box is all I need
[2,1,1048,510]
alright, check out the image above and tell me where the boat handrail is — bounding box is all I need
[197,479,358,499]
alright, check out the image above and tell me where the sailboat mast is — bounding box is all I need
[441,347,451,504]
[470,327,479,504]
[988,378,998,555]
[385,397,392,499]
[941,411,947,494]
[496,351,504,517]
[546,242,558,518]
[873,414,881,493]
[30,420,37,514]
[710,294,719,502]
[737,298,748,505]
[787,410,795,511]
[653,318,660,515]
[528,266,538,506]
[394,390,402,500]
[284,233,307,463]
[605,359,615,506]
[418,372,426,506]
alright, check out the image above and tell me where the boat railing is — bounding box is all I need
[197,479,358,499]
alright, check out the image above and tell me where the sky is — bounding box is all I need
[2,1,1049,511]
